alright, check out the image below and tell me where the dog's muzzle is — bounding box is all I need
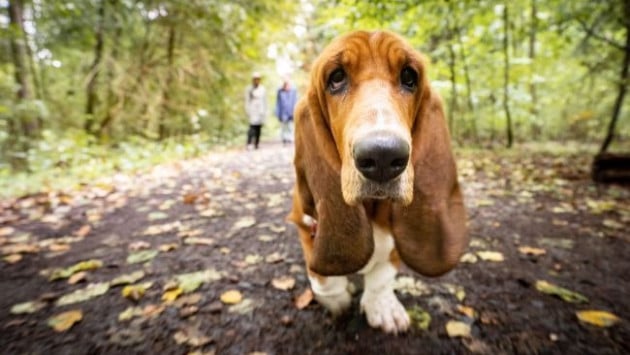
[352,133,410,183]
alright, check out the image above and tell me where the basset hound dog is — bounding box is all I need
[288,30,468,334]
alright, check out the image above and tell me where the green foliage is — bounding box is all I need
[0,130,223,198]
[1,0,630,197]
[307,0,630,146]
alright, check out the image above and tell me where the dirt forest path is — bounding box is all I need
[1,143,629,354]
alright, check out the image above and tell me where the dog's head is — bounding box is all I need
[308,31,431,206]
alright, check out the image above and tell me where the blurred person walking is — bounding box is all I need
[244,72,267,150]
[275,78,297,145]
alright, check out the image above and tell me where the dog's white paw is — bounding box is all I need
[361,290,410,334]
[314,289,352,316]
[309,275,352,316]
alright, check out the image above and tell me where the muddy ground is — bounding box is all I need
[0,143,628,354]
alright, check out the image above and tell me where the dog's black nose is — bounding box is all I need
[353,135,409,183]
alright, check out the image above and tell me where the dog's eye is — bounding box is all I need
[328,68,347,94]
[400,67,418,91]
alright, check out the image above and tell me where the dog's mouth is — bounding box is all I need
[356,176,408,202]
[341,153,414,206]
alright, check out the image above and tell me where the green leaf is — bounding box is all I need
[407,305,431,330]
[110,270,146,287]
[49,259,103,281]
[175,269,222,293]
[126,250,159,264]
[55,282,110,306]
[535,280,588,304]
[10,300,46,314]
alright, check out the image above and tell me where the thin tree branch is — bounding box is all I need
[577,18,626,51]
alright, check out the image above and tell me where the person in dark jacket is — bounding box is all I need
[275,79,298,145]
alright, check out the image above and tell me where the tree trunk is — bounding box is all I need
[7,0,38,169]
[159,23,177,140]
[447,41,457,136]
[600,0,630,153]
[97,0,121,138]
[529,0,540,135]
[8,0,33,103]
[503,3,514,148]
[456,26,477,142]
[85,0,106,133]
[445,8,457,137]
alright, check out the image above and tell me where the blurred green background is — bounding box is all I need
[1,0,629,196]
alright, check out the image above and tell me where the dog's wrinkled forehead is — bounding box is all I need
[317,31,424,85]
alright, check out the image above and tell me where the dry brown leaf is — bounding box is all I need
[159,243,179,252]
[68,271,87,285]
[3,254,22,264]
[48,243,71,252]
[518,246,546,256]
[0,227,15,237]
[220,290,243,305]
[128,241,151,251]
[2,243,39,255]
[183,192,199,204]
[183,237,214,246]
[295,289,314,310]
[265,252,284,264]
[271,276,296,291]
[456,305,477,319]
[74,225,91,238]
[48,310,83,332]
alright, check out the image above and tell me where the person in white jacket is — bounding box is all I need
[244,72,267,150]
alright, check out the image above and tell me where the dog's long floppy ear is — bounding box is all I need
[289,88,374,276]
[392,84,468,277]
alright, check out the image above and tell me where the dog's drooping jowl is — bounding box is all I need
[288,30,468,334]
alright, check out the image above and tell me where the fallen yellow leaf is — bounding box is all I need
[162,286,183,303]
[445,320,471,338]
[122,282,153,302]
[48,310,83,332]
[476,251,504,262]
[220,290,243,305]
[576,310,621,328]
